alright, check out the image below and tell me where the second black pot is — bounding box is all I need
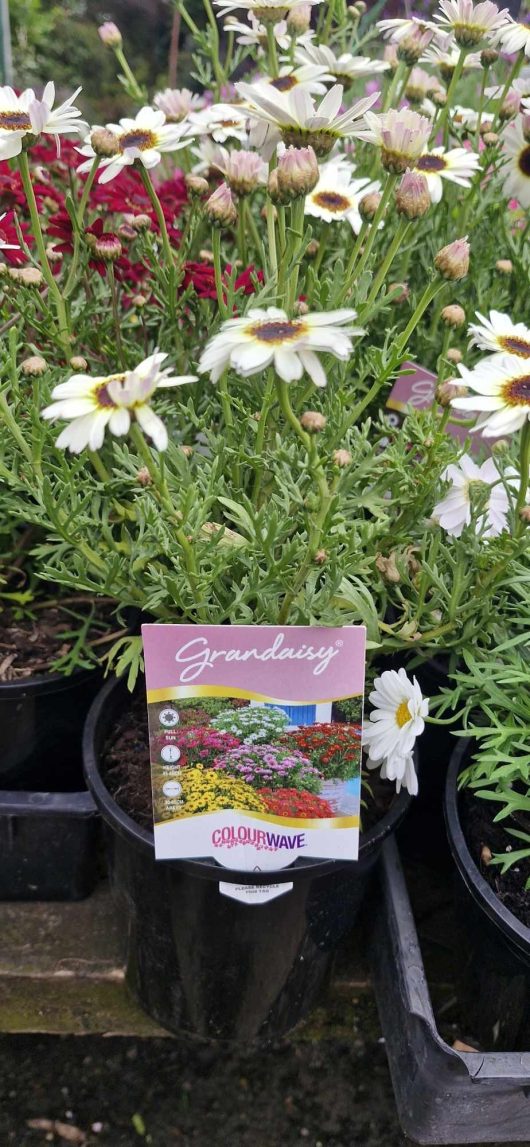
[445,742,530,1051]
[83,676,412,1041]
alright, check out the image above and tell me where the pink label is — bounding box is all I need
[387,362,499,453]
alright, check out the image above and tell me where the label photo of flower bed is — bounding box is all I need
[281,723,362,781]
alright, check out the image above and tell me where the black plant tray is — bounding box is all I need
[368,838,530,1145]
[0,789,99,901]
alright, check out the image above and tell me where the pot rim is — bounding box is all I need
[83,675,412,886]
[445,739,530,956]
[0,664,96,698]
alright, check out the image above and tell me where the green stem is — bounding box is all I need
[237,210,247,268]
[202,0,224,93]
[0,390,33,462]
[139,166,176,314]
[114,45,144,101]
[63,158,100,300]
[361,218,411,313]
[343,173,398,293]
[437,48,467,147]
[108,265,124,368]
[515,420,530,535]
[492,53,524,132]
[266,22,279,77]
[243,198,266,268]
[251,369,276,504]
[382,62,405,115]
[212,228,228,317]
[341,219,369,294]
[266,201,278,279]
[18,152,71,354]
[88,449,111,482]
[286,196,306,312]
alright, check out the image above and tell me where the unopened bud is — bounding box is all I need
[275,146,319,202]
[519,505,530,523]
[9,266,43,286]
[333,448,352,467]
[117,223,136,241]
[46,243,62,263]
[482,131,499,146]
[295,300,309,315]
[434,237,470,281]
[431,89,447,107]
[205,182,238,228]
[481,48,498,68]
[129,214,152,232]
[69,356,88,371]
[98,21,122,46]
[306,239,320,256]
[185,173,210,198]
[395,171,430,219]
[397,34,425,65]
[436,380,468,406]
[181,444,193,457]
[376,552,400,584]
[447,347,463,364]
[301,410,327,432]
[287,2,311,33]
[132,293,147,307]
[359,191,382,220]
[441,304,466,327]
[496,258,512,274]
[388,282,410,303]
[137,467,152,486]
[90,128,119,158]
[21,354,47,376]
[93,234,123,261]
[314,548,328,564]
[491,438,509,455]
[480,844,492,864]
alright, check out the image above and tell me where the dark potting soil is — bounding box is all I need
[101,693,396,836]
[0,599,118,681]
[462,789,530,930]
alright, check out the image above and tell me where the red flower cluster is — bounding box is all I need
[282,722,362,779]
[258,788,334,819]
[175,726,241,766]
[182,262,264,301]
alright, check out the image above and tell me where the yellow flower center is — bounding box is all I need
[312,190,351,212]
[119,128,157,152]
[0,110,31,132]
[247,319,305,344]
[501,374,530,406]
[395,700,411,728]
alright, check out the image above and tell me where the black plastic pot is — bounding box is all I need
[445,741,530,1051]
[0,787,98,900]
[369,837,530,1145]
[0,667,102,790]
[83,676,412,1041]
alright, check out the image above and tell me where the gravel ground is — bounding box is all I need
[0,1026,410,1147]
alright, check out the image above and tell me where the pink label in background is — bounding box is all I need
[387,362,499,453]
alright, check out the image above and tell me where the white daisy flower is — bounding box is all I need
[433,0,511,48]
[235,81,379,158]
[223,14,307,51]
[189,103,249,144]
[493,16,530,55]
[305,161,381,233]
[77,107,193,185]
[0,82,86,161]
[452,353,530,435]
[404,66,443,104]
[363,668,429,797]
[198,307,363,387]
[468,310,530,358]
[42,352,197,453]
[153,88,205,122]
[450,104,494,130]
[413,146,480,202]
[214,0,322,21]
[364,108,431,173]
[293,42,390,86]
[432,453,516,537]
[423,37,482,76]
[501,117,530,208]
[247,61,333,99]
[0,212,19,251]
[377,16,437,43]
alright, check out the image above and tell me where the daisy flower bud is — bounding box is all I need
[359,191,382,220]
[90,128,119,158]
[481,48,498,68]
[300,410,327,432]
[129,214,152,232]
[519,506,530,524]
[21,354,47,376]
[441,304,466,327]
[431,90,447,108]
[287,2,312,32]
[436,380,468,406]
[267,168,281,204]
[117,223,136,241]
[306,239,320,256]
[333,448,352,467]
[93,234,123,262]
[295,300,310,316]
[132,294,148,307]
[181,444,193,457]
[365,108,431,174]
[395,171,430,219]
[496,258,512,274]
[447,347,463,364]
[482,131,499,146]
[376,552,400,583]
[389,282,410,304]
[434,237,470,281]
[9,266,43,286]
[98,21,122,46]
[205,182,238,228]
[314,548,328,564]
[222,149,265,196]
[276,146,319,201]
[185,173,210,198]
[137,467,153,486]
[397,32,429,65]
[491,438,509,455]
[69,356,88,371]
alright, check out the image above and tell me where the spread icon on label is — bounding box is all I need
[162,780,183,798]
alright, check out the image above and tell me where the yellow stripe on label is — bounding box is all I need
[154,811,359,829]
[147,684,363,704]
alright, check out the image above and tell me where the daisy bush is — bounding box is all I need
[211,744,323,791]
[1,0,530,798]
[211,705,290,743]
